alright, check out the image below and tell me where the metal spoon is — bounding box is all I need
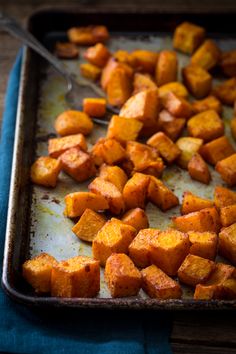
[0,12,119,125]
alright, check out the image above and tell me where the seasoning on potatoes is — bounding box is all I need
[219,223,236,265]
[182,64,212,99]
[155,50,178,86]
[176,137,204,169]
[123,173,150,209]
[122,208,149,232]
[181,191,214,215]
[220,204,236,227]
[55,42,79,59]
[147,176,179,211]
[133,73,157,95]
[147,131,181,164]
[212,77,236,105]
[161,91,193,119]
[173,21,205,54]
[83,98,106,118]
[200,136,235,165]
[215,153,236,186]
[48,133,87,158]
[188,153,211,185]
[101,57,133,91]
[91,138,126,166]
[99,165,128,192]
[158,110,186,142]
[107,115,143,143]
[214,185,236,209]
[192,95,222,114]
[55,110,93,136]
[84,43,110,68]
[191,39,221,71]
[107,67,132,107]
[188,231,217,260]
[30,156,62,188]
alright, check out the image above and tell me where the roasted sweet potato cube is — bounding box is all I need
[182,65,212,99]
[107,67,132,107]
[107,115,143,143]
[55,42,79,59]
[59,147,96,182]
[158,110,186,141]
[155,50,178,86]
[72,208,106,242]
[105,253,141,297]
[212,78,236,105]
[173,22,205,54]
[188,153,211,184]
[214,185,236,209]
[30,156,61,188]
[161,91,193,119]
[219,223,236,265]
[133,73,157,95]
[221,278,236,299]
[158,82,189,99]
[130,50,158,73]
[64,192,109,218]
[91,138,126,166]
[123,173,150,209]
[231,118,236,140]
[68,25,109,45]
[83,98,106,118]
[99,165,128,192]
[84,43,110,68]
[122,208,149,232]
[141,265,182,299]
[101,58,133,91]
[187,110,224,142]
[191,39,221,70]
[55,110,93,137]
[181,191,214,215]
[48,133,87,158]
[178,254,215,287]
[189,231,217,260]
[88,177,125,215]
[114,50,134,65]
[128,229,159,268]
[119,89,160,129]
[92,218,136,266]
[51,256,100,297]
[80,63,102,81]
[148,176,179,211]
[200,136,235,165]
[22,253,58,293]
[215,153,236,186]
[220,50,236,77]
[176,137,203,169]
[220,204,236,227]
[147,131,181,164]
[149,229,190,276]
[192,95,222,114]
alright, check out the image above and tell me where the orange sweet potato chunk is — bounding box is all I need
[141,265,182,299]
[173,22,205,54]
[122,208,149,232]
[182,64,212,99]
[80,63,102,81]
[220,278,236,299]
[72,208,106,242]
[191,39,221,70]
[68,25,109,45]
[64,192,109,218]
[30,156,62,188]
[192,95,222,114]
[23,253,58,293]
[231,118,236,140]
[55,110,93,136]
[92,218,136,266]
[101,58,133,91]
[176,137,204,169]
[123,173,150,209]
[149,229,190,276]
[128,229,159,268]
[91,138,126,166]
[158,110,186,142]
[107,115,143,143]
[48,134,87,158]
[188,153,211,184]
[130,50,158,73]
[178,254,215,287]
[220,50,236,77]
[84,43,110,68]
[181,191,214,215]
[155,50,178,86]
[99,165,128,192]
[148,176,179,211]
[214,185,236,209]
[158,82,189,100]
[220,204,236,227]
[133,73,157,94]
[188,231,217,260]
[161,91,193,119]
[55,42,79,59]
[212,78,236,106]
[219,223,236,265]
[147,131,181,164]
[105,253,141,297]
[215,153,236,186]
[51,256,100,297]
[200,136,235,165]
[107,67,132,107]
[83,98,106,118]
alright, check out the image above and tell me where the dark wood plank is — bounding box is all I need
[172,343,236,354]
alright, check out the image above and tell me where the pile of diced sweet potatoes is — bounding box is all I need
[25,21,236,300]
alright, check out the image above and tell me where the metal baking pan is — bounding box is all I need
[2,7,236,309]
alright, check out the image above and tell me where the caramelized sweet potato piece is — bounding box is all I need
[130,50,158,73]
[161,91,193,119]
[219,223,236,265]
[192,95,222,114]
[148,176,179,211]
[178,254,215,287]
[188,153,211,184]
[215,153,236,186]
[55,42,79,59]
[51,256,100,297]
[147,131,181,164]
[72,208,106,242]
[214,185,236,209]
[105,253,141,297]
[220,204,236,227]
[155,50,178,86]
[220,50,236,77]
[158,82,189,99]
[187,110,224,142]
[212,78,236,105]
[64,192,109,218]
[107,67,132,107]
[83,98,106,118]
[30,156,61,188]
[141,265,182,299]
[158,110,186,141]
[123,173,150,209]
[149,229,190,276]
[107,115,143,143]
[80,63,101,81]
[133,73,157,94]
[188,231,217,260]
[48,134,87,158]
[99,165,128,192]
[114,50,134,66]
[84,43,110,68]
[68,25,109,45]
[59,147,96,182]
[101,58,133,91]
[55,110,93,136]
[181,191,214,215]
[191,39,221,70]
[122,208,149,232]
[200,136,235,165]
[91,138,126,166]
[220,278,236,299]
[23,253,58,293]
[182,64,212,99]
[176,137,203,169]
[231,117,236,140]
[92,218,136,266]
[173,22,205,54]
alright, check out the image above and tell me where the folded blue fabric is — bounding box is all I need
[0,50,172,354]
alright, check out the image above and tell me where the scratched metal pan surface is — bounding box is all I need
[2,9,236,309]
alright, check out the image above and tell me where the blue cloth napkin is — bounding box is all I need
[0,50,172,354]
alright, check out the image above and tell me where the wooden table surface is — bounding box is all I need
[0,1,236,353]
